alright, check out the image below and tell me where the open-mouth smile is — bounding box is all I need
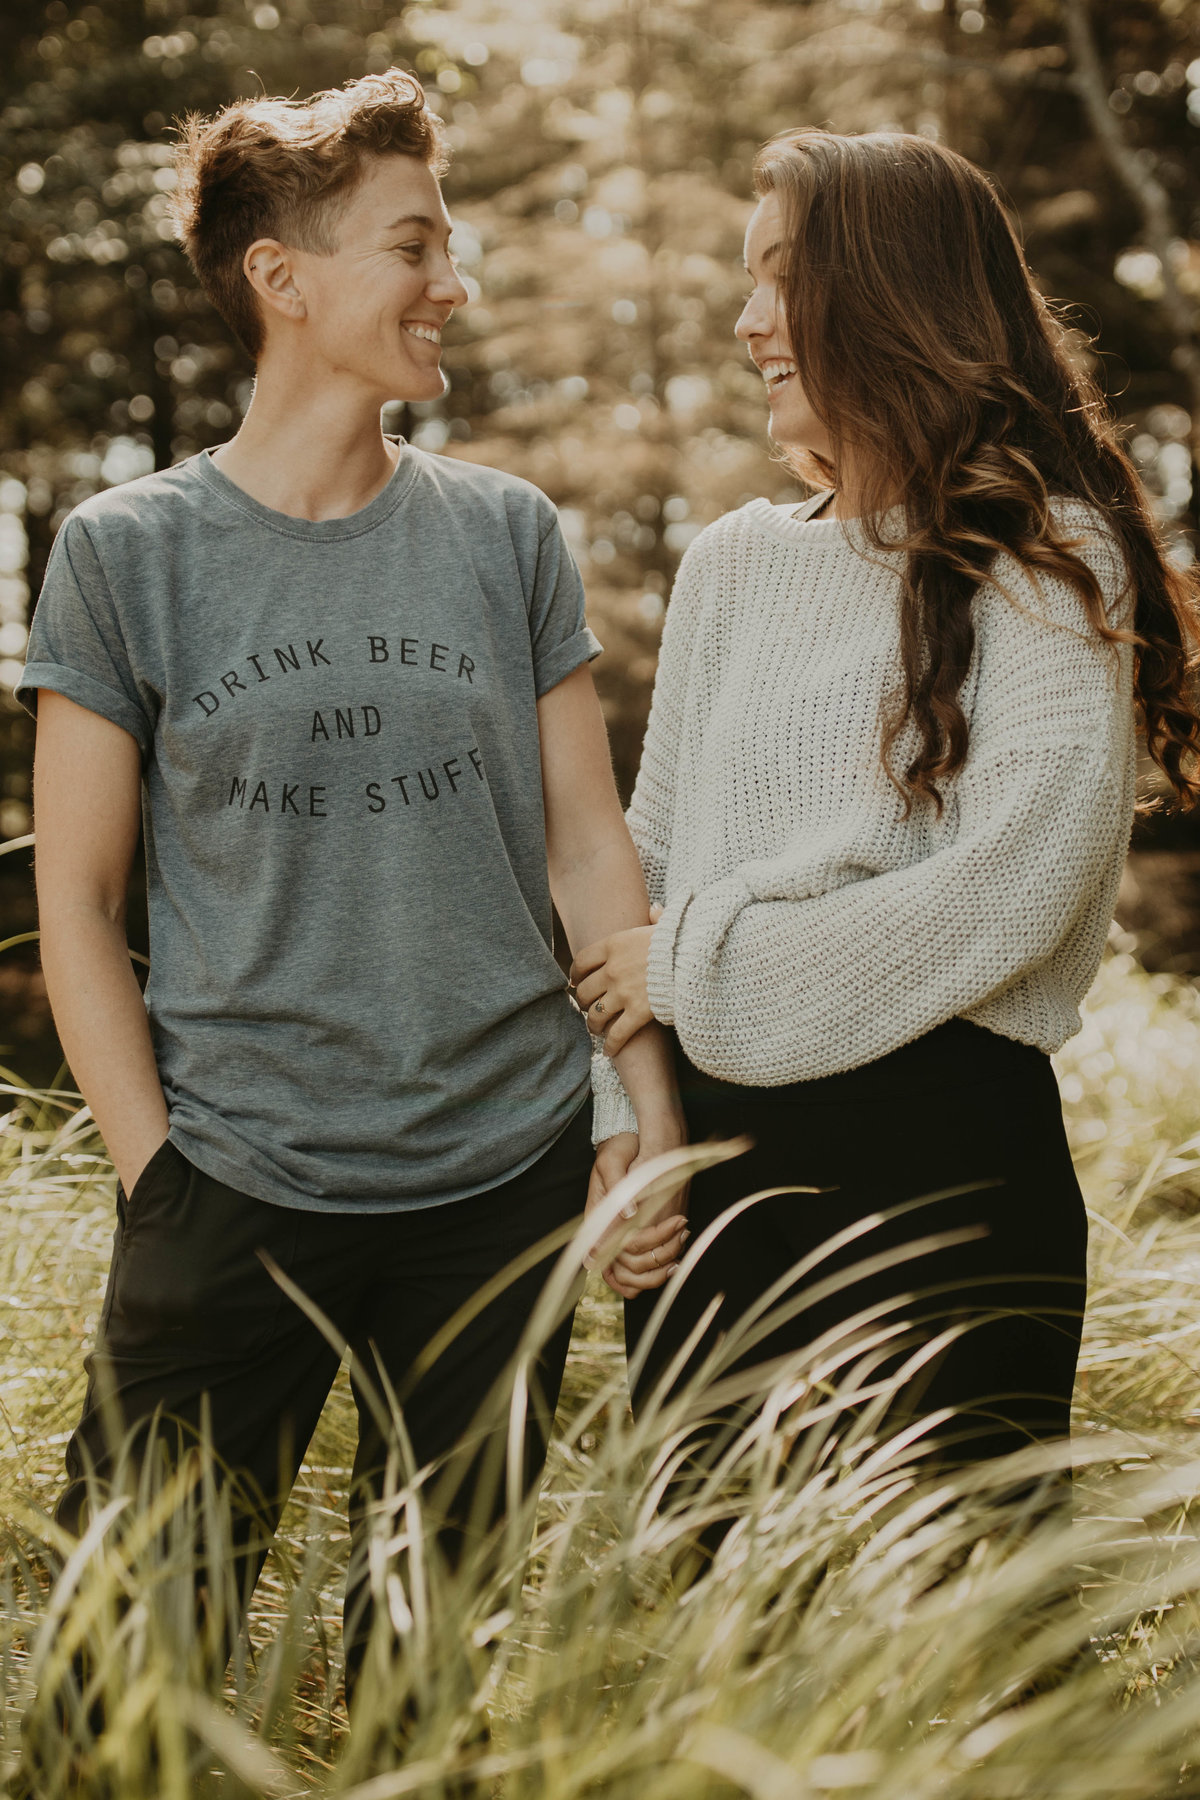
[760,358,797,393]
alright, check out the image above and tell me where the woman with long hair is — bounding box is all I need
[572,128,1200,1512]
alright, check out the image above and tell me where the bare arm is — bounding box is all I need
[538,664,683,1149]
[33,691,168,1193]
[539,664,688,1297]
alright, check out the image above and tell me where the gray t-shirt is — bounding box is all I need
[19,444,600,1211]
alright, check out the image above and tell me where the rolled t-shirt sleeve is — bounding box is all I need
[17,517,154,758]
[528,513,602,697]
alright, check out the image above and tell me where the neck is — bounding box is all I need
[830,453,872,521]
[796,444,877,521]
[210,352,401,522]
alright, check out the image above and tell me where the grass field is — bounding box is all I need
[5,943,1200,1796]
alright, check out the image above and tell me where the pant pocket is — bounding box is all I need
[106,1166,299,1364]
[121,1136,188,1225]
[93,1143,187,1345]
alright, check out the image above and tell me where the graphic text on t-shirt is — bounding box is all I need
[192,632,477,720]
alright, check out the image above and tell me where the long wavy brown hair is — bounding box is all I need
[753,128,1200,812]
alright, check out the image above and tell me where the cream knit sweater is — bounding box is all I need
[590,492,1136,1143]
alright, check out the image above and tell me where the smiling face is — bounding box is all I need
[254,154,469,405]
[735,191,832,465]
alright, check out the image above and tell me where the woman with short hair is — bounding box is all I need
[18,68,684,1721]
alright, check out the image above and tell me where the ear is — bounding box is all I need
[243,238,307,326]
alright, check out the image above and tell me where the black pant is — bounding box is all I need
[626,1021,1087,1494]
[56,1103,592,1698]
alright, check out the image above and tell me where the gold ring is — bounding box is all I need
[593,999,606,1016]
[651,1245,661,1266]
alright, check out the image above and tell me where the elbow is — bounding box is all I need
[548,827,644,898]
[37,884,129,947]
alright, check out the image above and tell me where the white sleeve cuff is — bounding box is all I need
[589,1045,639,1145]
[645,895,690,1026]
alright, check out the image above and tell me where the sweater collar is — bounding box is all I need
[742,494,908,554]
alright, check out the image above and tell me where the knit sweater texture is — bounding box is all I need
[590,491,1136,1140]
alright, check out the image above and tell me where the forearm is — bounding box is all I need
[552,834,683,1146]
[659,742,1125,1082]
[602,1022,682,1148]
[552,826,651,946]
[40,905,168,1191]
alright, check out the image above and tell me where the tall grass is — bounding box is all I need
[4,942,1200,1796]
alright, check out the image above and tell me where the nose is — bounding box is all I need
[429,253,470,311]
[735,287,770,343]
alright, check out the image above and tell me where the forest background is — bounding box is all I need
[3,0,1200,1081]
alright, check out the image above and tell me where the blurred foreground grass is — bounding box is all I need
[4,946,1200,1795]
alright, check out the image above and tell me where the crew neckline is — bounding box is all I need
[742,493,907,551]
[193,436,418,541]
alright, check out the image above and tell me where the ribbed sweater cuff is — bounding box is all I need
[646,898,687,1026]
[589,1048,639,1145]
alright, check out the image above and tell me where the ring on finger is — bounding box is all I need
[592,998,606,1017]
[651,1245,661,1266]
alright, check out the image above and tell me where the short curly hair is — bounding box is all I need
[172,69,449,357]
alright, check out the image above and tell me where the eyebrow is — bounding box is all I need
[381,213,450,236]
[743,239,784,273]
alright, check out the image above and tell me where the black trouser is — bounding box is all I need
[626,1022,1088,1527]
[56,1103,592,1700]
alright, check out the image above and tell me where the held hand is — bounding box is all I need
[571,924,656,1057]
[583,1133,690,1300]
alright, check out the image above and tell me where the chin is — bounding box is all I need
[399,370,449,406]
